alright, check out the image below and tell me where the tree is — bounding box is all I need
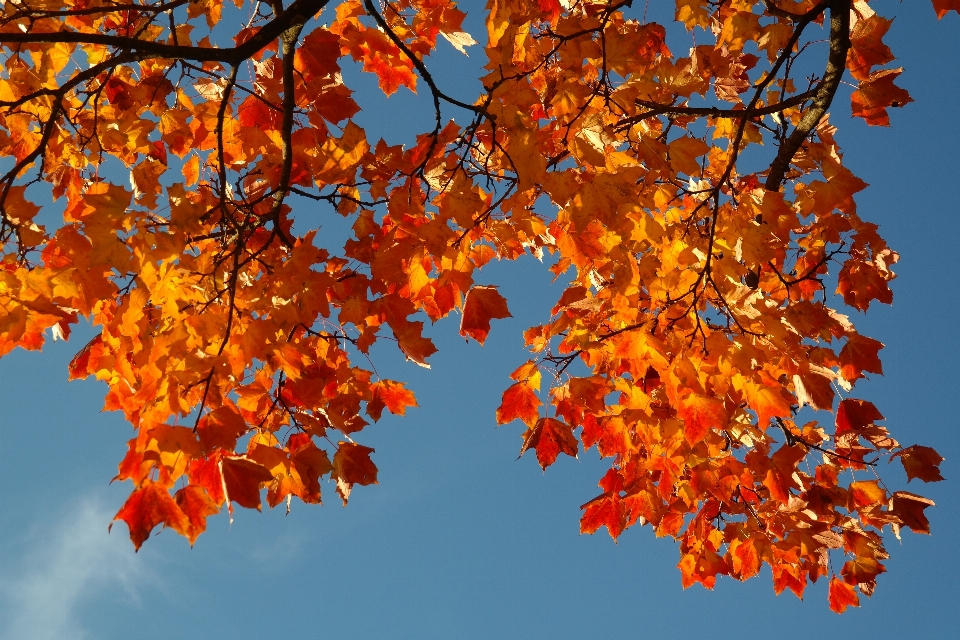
[0,0,948,611]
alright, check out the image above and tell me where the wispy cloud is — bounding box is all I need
[1,498,148,640]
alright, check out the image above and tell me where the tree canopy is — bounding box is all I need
[0,0,949,611]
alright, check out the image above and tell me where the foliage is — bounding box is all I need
[0,0,949,610]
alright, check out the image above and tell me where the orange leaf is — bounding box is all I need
[849,480,886,510]
[392,320,438,367]
[174,485,220,545]
[112,482,191,551]
[197,404,248,452]
[67,335,106,380]
[367,380,418,421]
[837,260,893,311]
[183,155,200,186]
[829,576,860,614]
[762,444,807,503]
[496,382,541,427]
[851,68,913,126]
[847,15,894,80]
[580,492,626,540]
[460,285,512,345]
[519,417,579,469]
[746,384,792,430]
[677,393,728,444]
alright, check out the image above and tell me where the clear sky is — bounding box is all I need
[1,2,958,639]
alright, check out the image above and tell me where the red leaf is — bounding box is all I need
[460,285,512,345]
[188,455,226,506]
[238,95,280,129]
[197,404,249,452]
[221,456,273,510]
[367,380,418,422]
[333,442,378,504]
[580,492,626,540]
[147,141,168,166]
[677,393,728,444]
[519,417,579,469]
[829,576,860,614]
[496,382,541,427]
[173,485,220,545]
[892,491,935,534]
[932,0,960,19]
[891,445,945,483]
[67,335,105,380]
[836,398,884,436]
[839,334,884,383]
[112,482,190,551]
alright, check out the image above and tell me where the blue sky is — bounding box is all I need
[1,2,958,638]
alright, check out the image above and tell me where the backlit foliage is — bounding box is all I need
[0,0,949,610]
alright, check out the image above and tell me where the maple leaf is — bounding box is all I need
[847,15,894,81]
[836,398,885,436]
[221,457,274,511]
[496,382,541,427]
[333,442,378,504]
[460,285,512,345]
[839,335,884,383]
[519,417,579,469]
[367,380,418,421]
[580,487,626,540]
[174,485,221,545]
[932,0,960,18]
[112,482,191,551]
[197,404,249,452]
[851,68,913,126]
[891,492,935,535]
[829,576,860,614]
[891,446,945,483]
[677,393,728,444]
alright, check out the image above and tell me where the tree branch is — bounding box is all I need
[765,0,851,191]
[0,0,329,64]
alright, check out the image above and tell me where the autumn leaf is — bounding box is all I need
[333,442,378,504]
[677,393,728,444]
[847,15,894,81]
[519,417,579,469]
[580,492,626,541]
[496,382,541,427]
[460,285,512,345]
[112,481,191,551]
[174,485,221,545]
[836,398,884,435]
[829,576,860,614]
[891,445,945,483]
[839,335,884,383]
[221,456,273,510]
[197,404,248,452]
[851,68,913,126]
[932,0,960,18]
[891,492,935,535]
[367,380,418,421]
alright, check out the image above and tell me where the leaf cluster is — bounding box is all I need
[0,0,949,610]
